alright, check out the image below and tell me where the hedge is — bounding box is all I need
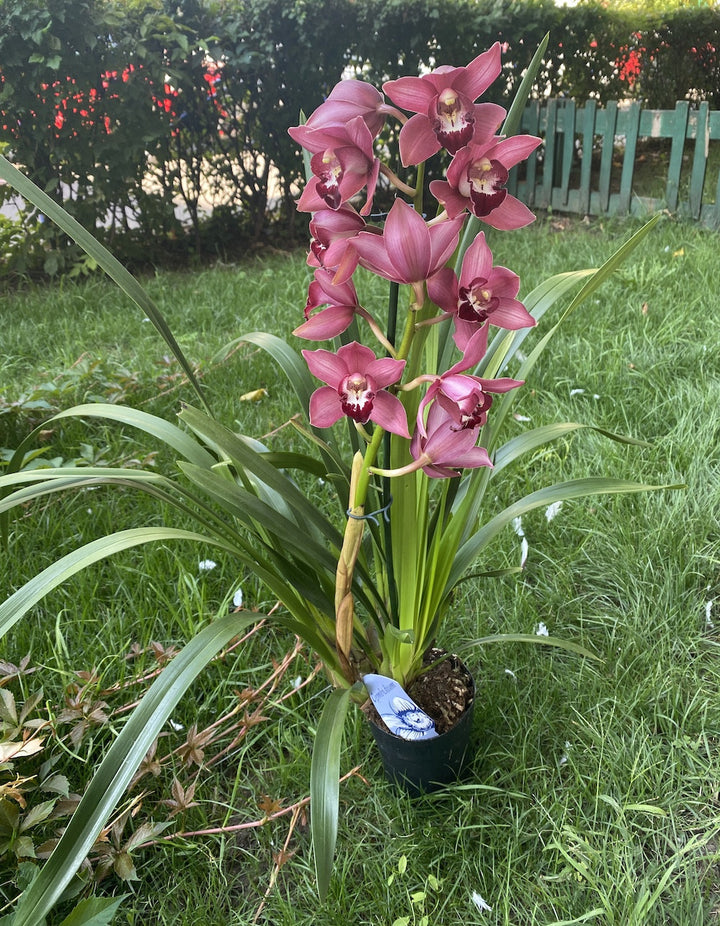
[0,0,718,272]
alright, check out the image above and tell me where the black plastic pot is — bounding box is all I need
[368,668,475,796]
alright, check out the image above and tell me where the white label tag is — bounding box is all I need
[363,673,438,740]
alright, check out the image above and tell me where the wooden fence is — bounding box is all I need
[510,99,720,228]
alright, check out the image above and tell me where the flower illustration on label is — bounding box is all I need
[363,674,438,740]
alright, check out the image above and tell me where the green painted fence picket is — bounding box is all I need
[511,100,720,227]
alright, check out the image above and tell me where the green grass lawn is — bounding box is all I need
[2,214,720,924]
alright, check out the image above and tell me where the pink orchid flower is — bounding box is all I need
[302,341,410,437]
[293,116,380,215]
[416,332,523,436]
[351,198,464,290]
[288,80,387,144]
[307,206,366,282]
[427,232,535,351]
[410,402,492,479]
[294,269,363,341]
[383,44,506,166]
[429,134,541,229]
[421,370,523,433]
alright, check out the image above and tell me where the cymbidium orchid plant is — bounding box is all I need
[0,38,667,920]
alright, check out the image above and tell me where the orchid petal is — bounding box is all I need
[485,265,521,298]
[427,267,459,315]
[382,75,436,113]
[481,195,536,230]
[336,341,377,371]
[398,114,442,167]
[296,179,333,214]
[493,134,542,169]
[461,43,503,99]
[429,180,467,219]
[470,102,507,143]
[366,357,406,388]
[352,232,402,280]
[384,200,432,282]
[294,306,356,340]
[453,320,489,355]
[301,348,348,388]
[490,297,535,329]
[369,391,411,438]
[308,386,345,428]
[460,232,494,283]
[428,214,465,270]
[360,156,381,216]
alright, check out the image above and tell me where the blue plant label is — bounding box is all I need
[363,674,438,740]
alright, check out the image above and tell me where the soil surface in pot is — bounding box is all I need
[363,649,474,736]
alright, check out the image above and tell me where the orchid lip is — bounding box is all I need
[458,278,500,322]
[340,372,376,423]
[432,88,475,154]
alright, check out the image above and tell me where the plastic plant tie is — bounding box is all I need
[346,495,393,526]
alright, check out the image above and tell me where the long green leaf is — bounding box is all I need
[0,527,239,641]
[311,686,352,901]
[479,270,595,380]
[179,406,343,547]
[454,33,550,269]
[492,422,650,474]
[494,217,662,405]
[502,33,550,139]
[6,404,216,477]
[58,894,128,926]
[448,478,683,592]
[0,468,165,493]
[12,612,258,926]
[0,155,208,412]
[469,633,601,661]
[178,462,339,574]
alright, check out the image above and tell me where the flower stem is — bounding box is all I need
[379,163,416,198]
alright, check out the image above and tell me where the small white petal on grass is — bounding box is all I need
[570,388,586,396]
[232,588,244,609]
[520,537,529,568]
[513,413,531,422]
[504,668,517,680]
[471,891,492,913]
[545,501,563,522]
[559,740,571,766]
[512,517,525,537]
[198,559,217,572]
[292,675,303,689]
[535,622,549,637]
[168,719,184,732]
[705,600,714,630]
